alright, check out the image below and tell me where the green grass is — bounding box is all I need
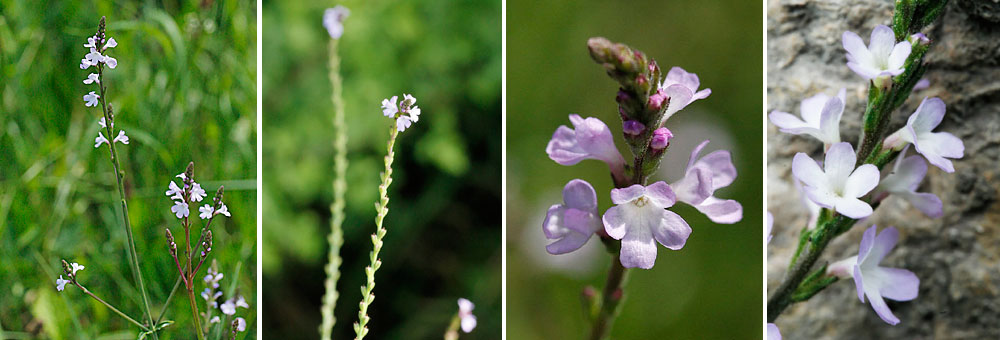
[0,1,257,339]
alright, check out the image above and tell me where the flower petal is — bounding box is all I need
[866,226,899,265]
[619,223,657,269]
[695,197,743,224]
[651,210,691,250]
[867,290,901,325]
[671,166,712,205]
[824,142,857,185]
[562,179,598,211]
[643,181,676,208]
[610,185,645,205]
[602,205,627,240]
[899,191,943,218]
[878,267,920,301]
[769,111,810,130]
[843,164,880,198]
[662,84,694,121]
[545,230,592,255]
[834,197,873,219]
[908,97,946,133]
[792,153,826,190]
[868,25,896,60]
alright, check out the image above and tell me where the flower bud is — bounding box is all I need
[648,88,668,112]
[908,32,930,47]
[622,120,645,136]
[650,127,673,150]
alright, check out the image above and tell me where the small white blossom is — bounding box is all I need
[56,276,70,291]
[84,91,100,107]
[113,130,129,144]
[395,115,413,132]
[210,316,221,324]
[190,182,207,202]
[84,35,98,49]
[70,262,85,275]
[98,117,108,129]
[381,96,399,117]
[458,298,476,333]
[166,181,184,200]
[216,203,231,217]
[171,201,190,219]
[84,73,100,84]
[104,56,117,69]
[235,317,247,332]
[221,299,236,315]
[199,204,215,219]
[236,295,249,308]
[95,131,110,148]
[104,37,117,50]
[323,6,350,39]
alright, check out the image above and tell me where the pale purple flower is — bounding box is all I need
[843,25,912,82]
[396,115,413,132]
[323,6,350,39]
[83,50,104,69]
[84,73,100,84]
[236,295,249,308]
[210,316,221,324]
[793,142,880,219]
[874,155,942,218]
[602,182,691,269]
[912,78,930,91]
[199,204,215,219]
[171,201,190,219]
[649,127,673,150]
[84,91,100,107]
[103,56,117,69]
[381,96,398,117]
[408,105,421,123]
[98,117,109,129]
[885,97,963,173]
[670,140,742,224]
[543,179,602,254]
[201,288,223,308]
[70,262,85,275]
[795,178,822,229]
[56,275,70,291]
[94,131,110,148]
[204,267,224,288]
[84,35,98,49]
[622,120,645,136]
[458,298,476,333]
[166,181,184,200]
[113,130,129,144]
[656,67,712,123]
[221,299,236,315]
[216,203,231,217]
[767,323,781,340]
[768,88,846,146]
[190,182,207,202]
[104,37,117,50]
[546,114,626,181]
[827,226,919,325]
[234,317,247,332]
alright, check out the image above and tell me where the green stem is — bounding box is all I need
[187,288,206,340]
[589,255,629,340]
[97,62,158,340]
[321,37,348,340]
[443,314,461,340]
[75,283,150,332]
[353,125,400,340]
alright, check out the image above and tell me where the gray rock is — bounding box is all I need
[767,0,1000,338]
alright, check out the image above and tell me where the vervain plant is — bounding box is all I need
[766,1,957,338]
[540,37,743,339]
[56,16,251,340]
[316,7,478,340]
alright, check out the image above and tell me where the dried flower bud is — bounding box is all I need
[184,162,195,185]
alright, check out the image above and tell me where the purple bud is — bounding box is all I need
[648,88,668,111]
[616,90,630,104]
[636,74,648,88]
[909,33,930,46]
[650,127,673,150]
[622,120,645,136]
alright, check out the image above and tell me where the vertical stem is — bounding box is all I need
[353,125,399,340]
[187,288,206,340]
[97,63,158,340]
[321,38,348,340]
[589,255,629,340]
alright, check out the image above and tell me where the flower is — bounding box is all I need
[84,35,98,49]
[543,179,602,254]
[885,97,963,173]
[827,225,919,325]
[843,25,912,81]
[84,73,100,84]
[190,182,207,202]
[622,120,645,136]
[210,316,221,324]
[104,37,117,50]
[602,182,691,269]
[84,91,100,107]
[204,268,224,288]
[323,5,350,39]
[408,105,421,123]
[768,88,846,146]
[103,56,117,69]
[874,154,942,218]
[56,276,70,291]
[457,298,476,333]
[649,127,673,150]
[98,117,108,129]
[912,78,930,91]
[396,115,413,132]
[792,142,880,219]
[234,317,247,332]
[236,295,249,308]
[546,114,626,181]
[94,131,110,148]
[199,204,215,219]
[767,323,781,340]
[83,50,104,68]
[656,66,712,123]
[221,299,236,315]
[381,96,398,117]
[670,140,742,223]
[216,203,231,217]
[113,130,129,144]
[403,93,417,106]
[166,181,184,200]
[70,262,85,275]
[171,201,190,219]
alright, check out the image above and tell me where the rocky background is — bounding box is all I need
[767,0,1000,339]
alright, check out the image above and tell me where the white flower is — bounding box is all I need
[84,49,105,66]
[84,91,100,107]
[602,182,692,269]
[210,316,221,324]
[199,204,215,219]
[874,154,943,218]
[216,203,231,217]
[403,93,417,106]
[234,317,247,332]
[95,131,110,148]
[457,298,476,333]
[792,142,880,219]
[84,35,98,49]
[84,73,100,84]
[827,226,919,325]
[236,295,249,308]
[885,97,964,173]
[768,88,846,146]
[70,262,85,275]
[113,130,129,144]
[103,56,118,69]
[409,106,421,123]
[171,201,190,219]
[104,37,117,50]
[221,299,236,315]
[176,173,187,180]
[166,181,184,200]
[323,6,350,39]
[381,96,399,117]
[56,275,70,291]
[396,115,413,132]
[98,117,108,129]
[843,25,912,82]
[190,182,207,202]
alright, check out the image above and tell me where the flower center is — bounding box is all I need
[632,196,648,208]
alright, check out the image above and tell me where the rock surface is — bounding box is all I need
[767,0,1000,338]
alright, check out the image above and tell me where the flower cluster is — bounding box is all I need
[55,261,85,292]
[381,94,421,132]
[323,5,350,39]
[768,23,963,327]
[457,298,476,333]
[199,263,249,335]
[165,166,229,220]
[81,20,129,150]
[543,38,742,270]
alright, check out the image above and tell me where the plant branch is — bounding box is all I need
[321,37,348,340]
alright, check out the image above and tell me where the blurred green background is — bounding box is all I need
[0,0,257,339]
[507,1,762,339]
[261,0,500,339]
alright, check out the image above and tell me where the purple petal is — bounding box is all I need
[842,31,871,65]
[835,197,873,219]
[883,156,927,193]
[878,267,920,301]
[619,225,657,269]
[651,210,691,250]
[695,197,743,224]
[662,84,694,121]
[869,25,896,59]
[542,205,564,239]
[546,126,585,165]
[643,181,676,208]
[769,110,810,130]
[610,185,645,205]
[766,212,774,244]
[843,164,880,198]
[857,225,878,264]
[901,192,943,218]
[562,208,598,234]
[602,205,627,239]
[801,184,836,209]
[867,226,899,265]
[686,140,711,170]
[818,95,844,144]
[767,323,782,340]
[867,291,901,325]
[562,179,598,211]
[665,66,701,90]
[854,264,866,302]
[908,97,945,133]
[671,166,712,205]
[800,93,830,125]
[545,231,592,255]
[699,150,737,189]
